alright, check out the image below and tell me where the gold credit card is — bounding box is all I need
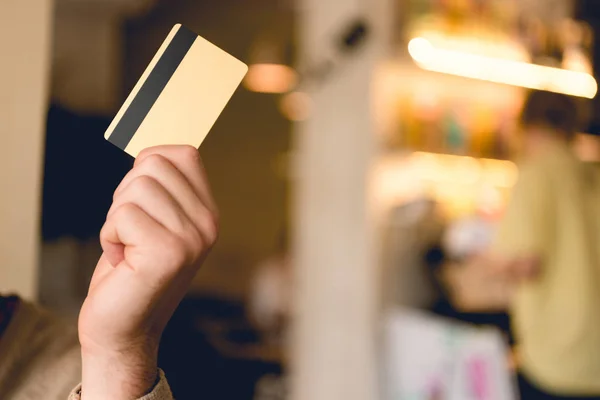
[105,24,248,157]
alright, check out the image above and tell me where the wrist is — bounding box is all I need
[81,343,158,400]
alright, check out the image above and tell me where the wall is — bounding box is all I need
[0,0,54,299]
[124,0,292,299]
[52,0,157,114]
[52,5,123,114]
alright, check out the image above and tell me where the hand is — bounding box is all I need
[445,255,514,312]
[490,254,541,283]
[509,256,541,281]
[78,145,218,400]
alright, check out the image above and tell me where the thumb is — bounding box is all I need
[102,241,125,268]
[99,204,166,270]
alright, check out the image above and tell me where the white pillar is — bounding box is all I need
[291,1,391,399]
[0,0,55,299]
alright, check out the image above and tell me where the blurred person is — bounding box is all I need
[0,145,218,400]
[249,228,292,348]
[382,197,443,309]
[425,216,513,342]
[248,229,290,400]
[493,91,600,399]
[442,217,513,313]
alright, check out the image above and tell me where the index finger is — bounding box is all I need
[135,145,218,214]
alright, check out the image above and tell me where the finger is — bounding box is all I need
[113,154,217,243]
[88,254,115,292]
[108,176,208,264]
[100,203,188,275]
[108,176,197,243]
[135,145,217,215]
[101,204,153,268]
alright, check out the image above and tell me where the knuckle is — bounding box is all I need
[130,175,159,193]
[136,147,156,162]
[204,214,219,246]
[99,222,110,242]
[179,215,217,264]
[140,153,169,170]
[211,208,220,228]
[104,203,139,230]
[112,184,122,201]
[179,145,200,162]
[113,203,140,219]
[184,225,205,261]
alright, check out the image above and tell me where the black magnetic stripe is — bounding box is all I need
[108,26,197,150]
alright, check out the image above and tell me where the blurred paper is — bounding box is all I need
[383,309,517,400]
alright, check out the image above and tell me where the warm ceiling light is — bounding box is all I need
[243,63,298,94]
[410,152,518,188]
[408,37,598,99]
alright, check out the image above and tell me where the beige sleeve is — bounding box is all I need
[493,161,551,258]
[68,369,173,400]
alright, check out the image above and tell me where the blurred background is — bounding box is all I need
[3,0,600,399]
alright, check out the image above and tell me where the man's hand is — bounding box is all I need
[490,254,541,283]
[78,145,218,400]
[508,256,541,281]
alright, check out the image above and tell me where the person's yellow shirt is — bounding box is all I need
[494,140,600,395]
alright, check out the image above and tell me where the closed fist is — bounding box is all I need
[78,145,218,400]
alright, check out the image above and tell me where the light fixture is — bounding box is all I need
[408,37,598,99]
[244,64,298,94]
[244,8,297,94]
